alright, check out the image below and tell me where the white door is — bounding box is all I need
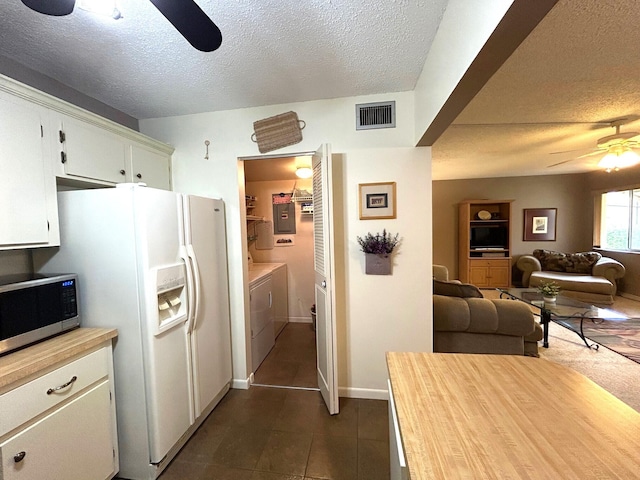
[183,195,233,419]
[313,144,339,415]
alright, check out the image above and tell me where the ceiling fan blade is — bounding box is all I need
[21,0,75,16]
[548,148,586,155]
[547,158,576,168]
[548,149,606,168]
[575,150,606,159]
[148,0,222,52]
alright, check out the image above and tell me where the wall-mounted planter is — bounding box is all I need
[365,253,391,275]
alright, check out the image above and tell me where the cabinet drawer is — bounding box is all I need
[469,259,509,267]
[0,381,115,480]
[0,347,110,437]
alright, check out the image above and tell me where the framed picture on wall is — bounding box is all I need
[523,208,557,241]
[359,182,396,220]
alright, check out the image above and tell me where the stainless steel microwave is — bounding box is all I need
[0,273,80,355]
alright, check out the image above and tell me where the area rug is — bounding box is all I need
[555,317,640,364]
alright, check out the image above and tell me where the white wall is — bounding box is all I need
[0,250,31,276]
[140,90,432,397]
[414,0,514,144]
[336,147,432,398]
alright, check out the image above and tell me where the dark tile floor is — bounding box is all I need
[253,323,318,389]
[159,387,391,480]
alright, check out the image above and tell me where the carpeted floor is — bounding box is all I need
[483,290,640,412]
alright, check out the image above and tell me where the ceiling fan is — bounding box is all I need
[548,119,640,171]
[20,0,222,52]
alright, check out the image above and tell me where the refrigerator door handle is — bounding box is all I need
[186,244,201,332]
[180,245,195,332]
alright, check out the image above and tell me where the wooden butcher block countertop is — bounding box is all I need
[386,352,640,480]
[0,328,117,390]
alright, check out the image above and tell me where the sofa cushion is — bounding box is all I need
[433,279,483,298]
[529,271,614,295]
[533,249,602,273]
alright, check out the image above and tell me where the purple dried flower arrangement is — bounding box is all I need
[356,229,400,255]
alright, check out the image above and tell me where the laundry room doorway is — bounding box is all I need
[238,145,338,413]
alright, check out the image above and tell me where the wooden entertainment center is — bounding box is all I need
[458,199,513,288]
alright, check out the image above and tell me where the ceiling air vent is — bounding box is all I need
[356,101,396,130]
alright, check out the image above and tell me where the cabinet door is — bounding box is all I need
[469,260,510,288]
[60,116,127,184]
[0,91,50,247]
[489,264,510,287]
[469,265,490,287]
[129,144,171,190]
[0,381,116,480]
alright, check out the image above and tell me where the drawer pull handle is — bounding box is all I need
[14,451,26,463]
[46,376,77,395]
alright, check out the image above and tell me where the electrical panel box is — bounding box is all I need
[273,202,296,234]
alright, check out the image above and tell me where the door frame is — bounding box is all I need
[237,151,322,385]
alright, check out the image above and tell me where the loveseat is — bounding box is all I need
[516,249,625,305]
[433,266,542,356]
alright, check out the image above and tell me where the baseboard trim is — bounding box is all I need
[288,318,312,324]
[619,292,640,302]
[232,376,251,390]
[339,386,389,400]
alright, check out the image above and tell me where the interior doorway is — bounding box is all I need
[239,153,318,390]
[253,323,318,388]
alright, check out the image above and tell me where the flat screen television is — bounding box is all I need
[470,225,507,249]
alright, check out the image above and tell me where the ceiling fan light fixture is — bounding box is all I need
[295,167,313,179]
[77,0,121,19]
[598,147,640,173]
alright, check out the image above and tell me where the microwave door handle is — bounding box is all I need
[179,245,195,332]
[186,244,201,332]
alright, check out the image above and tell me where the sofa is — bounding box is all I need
[516,249,625,305]
[433,266,542,356]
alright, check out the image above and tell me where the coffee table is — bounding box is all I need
[497,288,628,349]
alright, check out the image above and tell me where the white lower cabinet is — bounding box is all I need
[1,381,114,480]
[0,344,118,480]
[388,380,409,480]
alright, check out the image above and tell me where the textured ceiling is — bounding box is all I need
[0,0,448,120]
[432,0,640,179]
[3,0,634,181]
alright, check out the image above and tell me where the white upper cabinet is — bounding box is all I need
[0,73,174,250]
[58,114,128,184]
[0,90,59,249]
[130,144,172,190]
[54,112,173,190]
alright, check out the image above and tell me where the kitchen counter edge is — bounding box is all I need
[0,328,118,390]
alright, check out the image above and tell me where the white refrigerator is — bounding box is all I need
[33,184,232,480]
